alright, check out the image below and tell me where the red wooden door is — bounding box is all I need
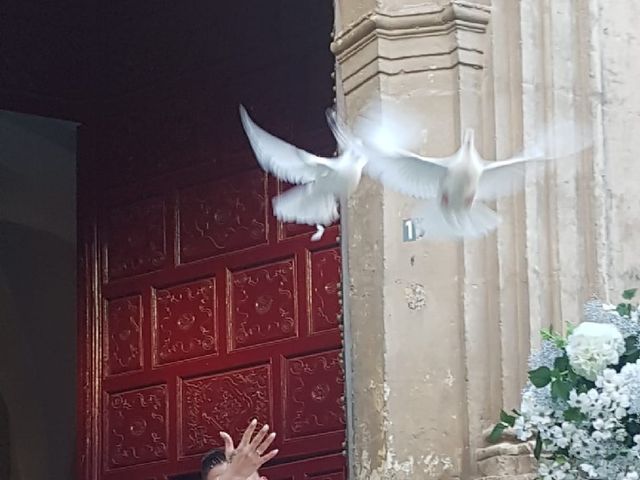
[77,3,346,479]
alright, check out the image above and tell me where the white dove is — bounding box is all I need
[239,104,367,241]
[365,124,589,239]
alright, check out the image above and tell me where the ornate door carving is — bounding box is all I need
[77,3,345,479]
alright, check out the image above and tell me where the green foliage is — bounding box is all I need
[500,410,516,427]
[534,432,543,460]
[563,407,585,422]
[528,354,581,402]
[625,416,640,448]
[529,367,552,387]
[617,287,638,317]
[488,423,507,443]
[540,323,576,348]
[554,355,569,372]
[490,289,639,469]
[488,409,521,444]
[551,380,572,401]
[621,335,640,365]
[541,327,567,348]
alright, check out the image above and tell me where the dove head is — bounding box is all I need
[355,153,368,170]
[347,148,368,170]
[344,137,368,168]
[462,128,475,151]
[352,136,365,152]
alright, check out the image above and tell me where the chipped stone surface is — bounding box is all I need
[404,282,426,310]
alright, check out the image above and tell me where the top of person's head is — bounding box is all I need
[201,448,226,479]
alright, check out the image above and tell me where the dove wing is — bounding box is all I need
[273,184,339,226]
[325,108,350,154]
[476,153,546,201]
[365,148,449,199]
[239,105,332,184]
[477,118,591,201]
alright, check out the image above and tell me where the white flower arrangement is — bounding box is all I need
[566,322,625,381]
[490,289,640,480]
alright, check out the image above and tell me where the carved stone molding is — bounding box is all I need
[331,1,491,94]
[476,429,536,480]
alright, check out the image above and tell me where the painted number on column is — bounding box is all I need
[403,219,417,242]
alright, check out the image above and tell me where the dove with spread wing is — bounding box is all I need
[365,123,590,239]
[239,104,368,241]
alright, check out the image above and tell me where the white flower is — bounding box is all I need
[566,322,625,380]
[530,339,564,369]
[502,299,640,479]
[539,460,573,480]
[580,463,598,478]
[513,415,531,441]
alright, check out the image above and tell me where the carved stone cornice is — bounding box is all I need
[332,2,490,57]
[475,428,537,480]
[331,1,491,94]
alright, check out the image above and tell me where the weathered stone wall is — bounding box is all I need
[334,0,640,478]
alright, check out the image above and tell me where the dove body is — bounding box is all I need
[239,105,367,240]
[438,129,482,211]
[324,150,367,198]
[365,121,588,239]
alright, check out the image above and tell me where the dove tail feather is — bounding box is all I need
[414,201,500,240]
[273,184,339,226]
[462,203,501,238]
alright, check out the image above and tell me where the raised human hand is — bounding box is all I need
[219,419,278,480]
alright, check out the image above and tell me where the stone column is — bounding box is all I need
[480,0,640,477]
[333,2,495,478]
[586,0,640,293]
[333,0,640,478]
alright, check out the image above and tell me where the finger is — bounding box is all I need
[249,423,270,449]
[258,448,279,465]
[220,431,235,458]
[257,432,276,455]
[239,418,258,447]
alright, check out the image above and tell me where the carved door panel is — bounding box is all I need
[76,3,346,479]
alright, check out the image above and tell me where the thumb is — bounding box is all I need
[220,431,234,458]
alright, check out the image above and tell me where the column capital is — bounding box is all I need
[332,2,490,95]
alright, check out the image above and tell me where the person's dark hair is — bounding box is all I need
[201,448,227,479]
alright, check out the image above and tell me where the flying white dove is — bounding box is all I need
[239,104,367,241]
[365,123,590,239]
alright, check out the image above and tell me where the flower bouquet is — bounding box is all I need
[490,289,640,480]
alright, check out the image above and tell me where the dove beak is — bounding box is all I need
[463,128,474,147]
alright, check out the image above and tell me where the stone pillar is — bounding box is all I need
[333,0,640,478]
[586,0,640,293]
[482,0,640,475]
[333,2,495,478]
